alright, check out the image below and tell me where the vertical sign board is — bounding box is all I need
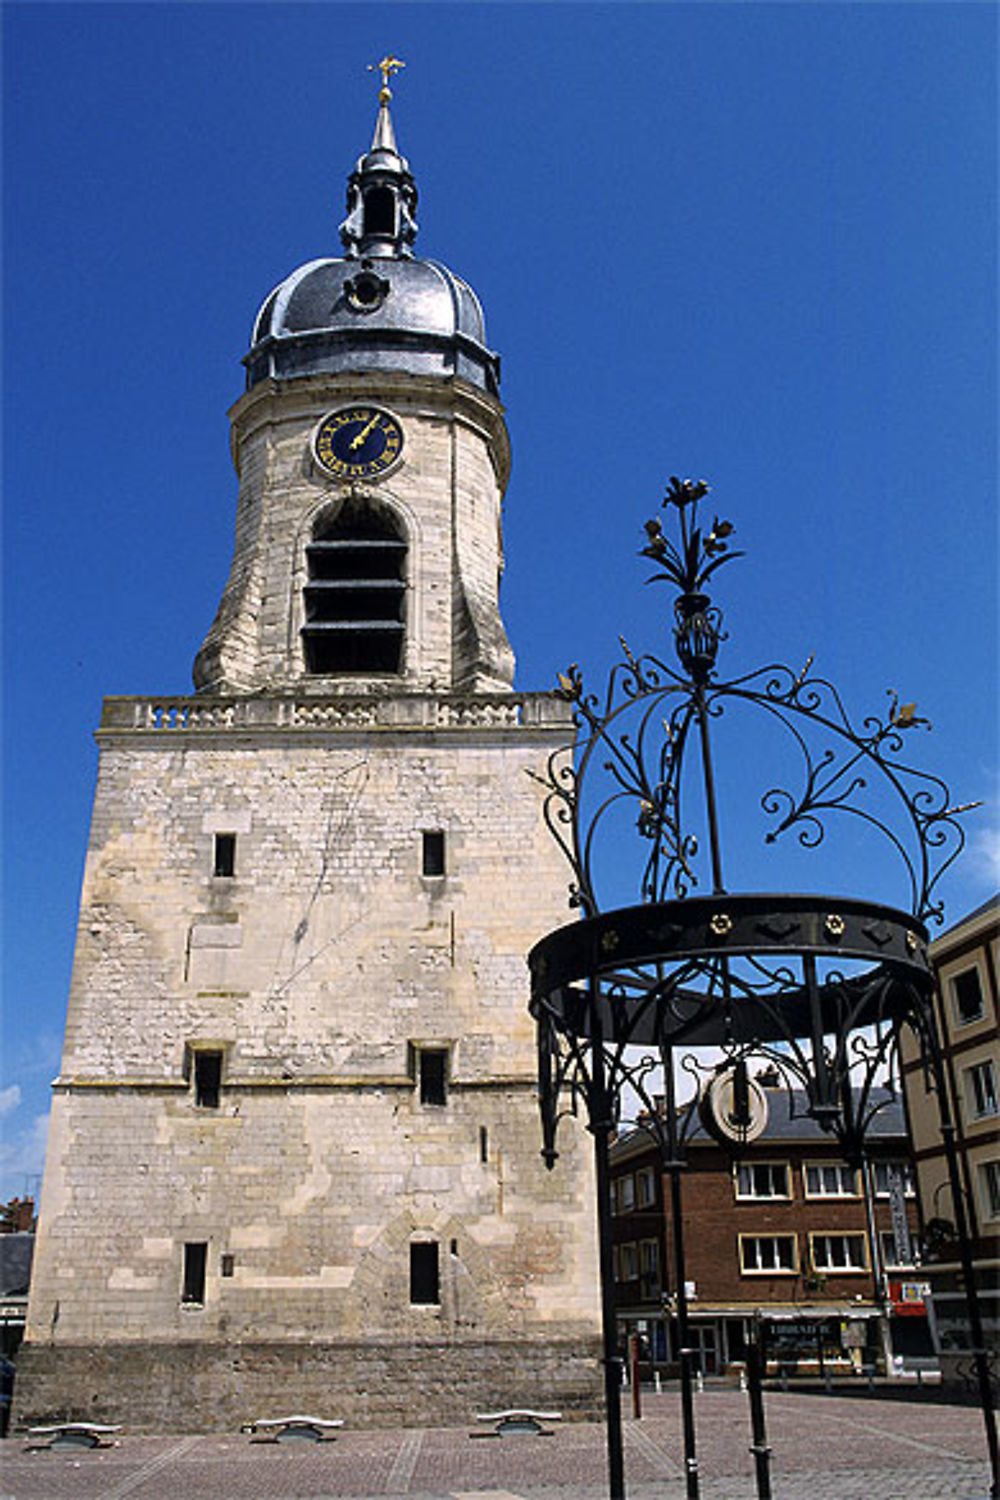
[887,1165,913,1265]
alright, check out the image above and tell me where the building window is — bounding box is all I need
[418,1048,448,1107]
[739,1235,797,1274]
[964,1059,999,1120]
[182,1242,208,1304]
[302,501,406,675]
[871,1160,916,1197]
[220,1253,235,1278]
[479,1125,489,1163]
[735,1162,790,1200]
[803,1162,859,1198]
[616,1174,635,1215]
[422,830,446,877]
[213,833,236,877]
[617,1242,638,1282]
[363,185,397,239]
[880,1231,915,1267]
[950,966,985,1027]
[810,1233,867,1271]
[636,1166,656,1208]
[410,1242,440,1305]
[640,1239,660,1297]
[193,1050,223,1109]
[978,1159,1000,1221]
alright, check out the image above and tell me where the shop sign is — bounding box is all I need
[889,1279,929,1315]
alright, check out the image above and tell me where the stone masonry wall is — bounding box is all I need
[21,702,602,1428]
[16,1336,602,1433]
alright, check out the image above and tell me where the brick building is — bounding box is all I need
[609,1079,929,1378]
[18,82,601,1430]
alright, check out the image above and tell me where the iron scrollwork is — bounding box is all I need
[527,476,993,1500]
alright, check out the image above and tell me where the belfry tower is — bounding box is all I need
[20,69,601,1430]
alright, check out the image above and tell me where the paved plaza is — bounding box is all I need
[2,1388,994,1500]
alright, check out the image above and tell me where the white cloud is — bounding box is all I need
[0,1085,22,1119]
[0,1110,50,1203]
[966,815,1000,888]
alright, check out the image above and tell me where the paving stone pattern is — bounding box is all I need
[2,1389,992,1499]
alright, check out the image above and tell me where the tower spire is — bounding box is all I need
[340,57,418,259]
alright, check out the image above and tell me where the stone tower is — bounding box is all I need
[19,78,601,1430]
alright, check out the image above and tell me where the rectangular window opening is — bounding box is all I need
[872,1160,916,1197]
[616,1174,635,1214]
[194,1050,223,1109]
[951,967,985,1026]
[419,1049,448,1107]
[880,1231,915,1267]
[639,1239,660,1297]
[966,1060,999,1119]
[810,1233,867,1271]
[804,1162,859,1198]
[182,1242,208,1304]
[220,1253,235,1278]
[214,833,236,878]
[735,1162,790,1200]
[616,1242,638,1282]
[636,1166,656,1208]
[410,1241,440,1305]
[422,830,446,878]
[980,1160,1000,1220]
[479,1125,489,1163]
[739,1234,797,1274]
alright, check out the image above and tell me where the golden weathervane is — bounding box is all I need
[368,55,405,105]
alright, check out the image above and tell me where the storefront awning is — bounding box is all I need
[687,1303,882,1320]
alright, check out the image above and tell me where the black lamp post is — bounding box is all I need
[528,478,997,1500]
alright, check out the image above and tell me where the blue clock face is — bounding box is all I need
[314,406,403,480]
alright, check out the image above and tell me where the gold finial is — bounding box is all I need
[368,55,405,105]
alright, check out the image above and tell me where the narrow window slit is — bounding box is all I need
[422,830,446,877]
[419,1049,448,1107]
[410,1242,439,1305]
[214,833,236,877]
[194,1051,223,1109]
[182,1242,207,1304]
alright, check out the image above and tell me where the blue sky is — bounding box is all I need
[3,2,997,1202]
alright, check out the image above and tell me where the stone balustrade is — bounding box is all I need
[99,691,574,735]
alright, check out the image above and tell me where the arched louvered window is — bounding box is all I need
[302,501,406,675]
[363,186,396,239]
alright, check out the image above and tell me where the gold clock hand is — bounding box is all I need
[350,414,380,451]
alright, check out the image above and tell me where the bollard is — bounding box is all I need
[654,1371,662,1395]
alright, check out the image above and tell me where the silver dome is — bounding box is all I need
[245,254,499,394]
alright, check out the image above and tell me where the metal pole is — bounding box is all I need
[694,686,724,894]
[664,1047,700,1499]
[745,1314,773,1500]
[860,1156,894,1378]
[588,981,627,1500]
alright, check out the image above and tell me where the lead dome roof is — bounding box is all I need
[244,96,499,395]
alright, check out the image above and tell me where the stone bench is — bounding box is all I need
[242,1414,344,1443]
[472,1408,563,1438]
[26,1422,122,1450]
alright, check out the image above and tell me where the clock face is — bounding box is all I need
[313,406,404,481]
